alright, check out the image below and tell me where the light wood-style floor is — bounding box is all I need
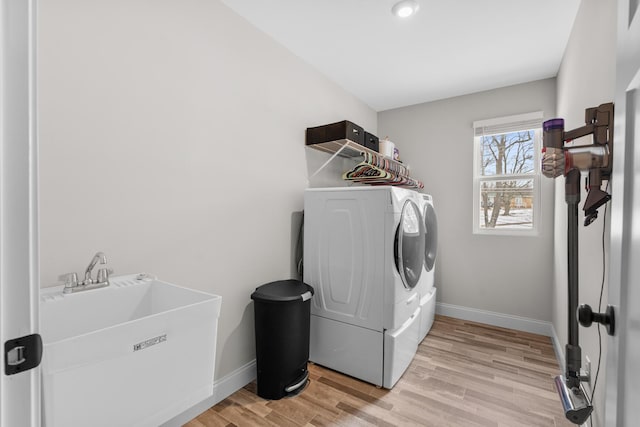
[185,315,574,426]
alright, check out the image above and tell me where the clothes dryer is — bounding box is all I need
[416,194,438,341]
[304,186,424,388]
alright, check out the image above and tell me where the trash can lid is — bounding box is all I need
[251,280,314,303]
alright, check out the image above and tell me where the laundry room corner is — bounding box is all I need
[378,78,557,328]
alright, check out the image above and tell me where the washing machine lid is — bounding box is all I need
[424,202,438,272]
[395,199,425,290]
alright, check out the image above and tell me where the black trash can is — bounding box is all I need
[251,280,314,400]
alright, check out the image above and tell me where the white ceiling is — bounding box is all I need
[220,0,582,112]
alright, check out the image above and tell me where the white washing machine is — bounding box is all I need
[303,186,424,388]
[416,194,438,342]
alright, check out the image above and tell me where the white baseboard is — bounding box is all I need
[160,359,256,427]
[550,323,565,373]
[210,359,257,404]
[436,302,554,336]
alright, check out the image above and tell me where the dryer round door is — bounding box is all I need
[394,199,426,289]
[424,202,438,272]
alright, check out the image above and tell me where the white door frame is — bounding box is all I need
[0,0,40,426]
[606,1,640,426]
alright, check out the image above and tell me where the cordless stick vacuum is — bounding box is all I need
[541,103,616,425]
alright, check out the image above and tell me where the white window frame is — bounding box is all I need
[472,111,543,236]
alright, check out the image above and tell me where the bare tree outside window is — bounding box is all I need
[479,130,535,229]
[473,112,542,235]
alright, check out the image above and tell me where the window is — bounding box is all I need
[472,112,543,235]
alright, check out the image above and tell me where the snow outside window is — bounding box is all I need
[472,112,543,235]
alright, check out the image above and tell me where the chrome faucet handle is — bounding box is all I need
[96,268,113,284]
[84,251,107,284]
[59,272,79,289]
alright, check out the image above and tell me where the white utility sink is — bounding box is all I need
[40,273,222,427]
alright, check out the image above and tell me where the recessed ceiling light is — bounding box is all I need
[391,0,420,18]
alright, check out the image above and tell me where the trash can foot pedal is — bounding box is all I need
[285,371,309,394]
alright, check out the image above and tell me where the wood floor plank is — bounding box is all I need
[183,418,208,427]
[316,376,394,410]
[185,315,576,426]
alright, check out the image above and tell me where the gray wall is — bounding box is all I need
[554,1,616,426]
[378,79,556,321]
[37,0,376,381]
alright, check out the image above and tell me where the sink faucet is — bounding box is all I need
[84,251,107,285]
[60,251,112,294]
